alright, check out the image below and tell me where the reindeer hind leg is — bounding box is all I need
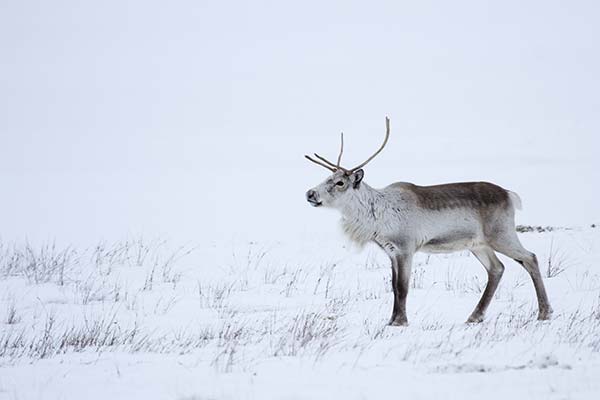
[467,246,505,323]
[490,231,553,320]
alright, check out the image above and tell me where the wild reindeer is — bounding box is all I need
[305,117,552,326]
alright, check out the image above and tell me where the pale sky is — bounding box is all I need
[1,1,598,245]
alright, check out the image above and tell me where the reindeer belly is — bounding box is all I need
[417,211,484,254]
[420,230,481,253]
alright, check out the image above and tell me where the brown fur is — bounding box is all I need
[388,181,510,211]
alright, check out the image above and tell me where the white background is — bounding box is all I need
[1,0,598,245]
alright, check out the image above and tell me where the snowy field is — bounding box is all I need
[1,226,599,399]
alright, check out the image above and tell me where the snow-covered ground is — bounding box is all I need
[1,226,599,399]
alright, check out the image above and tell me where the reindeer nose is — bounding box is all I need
[306,190,322,207]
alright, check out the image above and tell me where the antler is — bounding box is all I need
[348,116,390,172]
[304,155,336,172]
[305,117,390,174]
[336,132,344,168]
[304,131,349,173]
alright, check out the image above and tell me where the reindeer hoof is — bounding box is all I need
[388,318,408,327]
[538,309,553,321]
[466,314,484,324]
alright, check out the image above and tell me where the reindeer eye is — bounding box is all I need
[335,181,345,187]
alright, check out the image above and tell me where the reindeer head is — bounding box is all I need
[305,117,390,208]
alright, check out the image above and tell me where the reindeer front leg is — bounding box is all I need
[380,242,413,326]
[389,252,413,326]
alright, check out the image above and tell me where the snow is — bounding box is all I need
[1,228,599,399]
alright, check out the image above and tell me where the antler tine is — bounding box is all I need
[336,132,344,168]
[313,153,339,168]
[304,155,337,172]
[314,153,350,174]
[349,116,390,172]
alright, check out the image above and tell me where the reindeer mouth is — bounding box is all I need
[308,199,322,207]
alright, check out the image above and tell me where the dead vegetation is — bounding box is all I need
[0,232,598,375]
[516,225,572,233]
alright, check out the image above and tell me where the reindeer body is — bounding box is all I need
[305,118,553,326]
[340,181,516,252]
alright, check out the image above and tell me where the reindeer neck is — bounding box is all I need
[338,182,392,244]
[339,182,381,218]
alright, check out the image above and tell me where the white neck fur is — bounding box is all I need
[338,183,403,245]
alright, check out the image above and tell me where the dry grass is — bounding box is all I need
[1,233,598,376]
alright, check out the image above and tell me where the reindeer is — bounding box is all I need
[305,117,553,326]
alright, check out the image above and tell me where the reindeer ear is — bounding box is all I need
[350,169,364,188]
